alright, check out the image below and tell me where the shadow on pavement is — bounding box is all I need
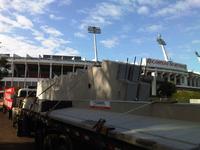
[0,142,35,150]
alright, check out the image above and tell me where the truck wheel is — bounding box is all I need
[35,132,44,150]
[57,135,73,150]
[43,134,54,150]
[16,119,22,137]
[43,134,73,150]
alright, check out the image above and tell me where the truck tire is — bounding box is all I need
[35,131,44,150]
[43,134,73,150]
[57,135,73,150]
[43,134,54,150]
[16,119,22,137]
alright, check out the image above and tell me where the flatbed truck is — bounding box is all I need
[17,99,200,150]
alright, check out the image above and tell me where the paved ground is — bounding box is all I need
[0,112,35,150]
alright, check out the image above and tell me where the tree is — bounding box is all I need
[0,57,9,79]
[157,81,176,98]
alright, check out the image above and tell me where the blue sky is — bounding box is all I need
[0,0,200,71]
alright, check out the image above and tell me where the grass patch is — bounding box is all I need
[172,89,200,103]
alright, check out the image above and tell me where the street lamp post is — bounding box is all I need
[88,26,101,62]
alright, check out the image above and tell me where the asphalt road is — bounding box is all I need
[0,111,35,150]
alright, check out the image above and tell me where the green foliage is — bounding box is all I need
[0,57,8,68]
[157,81,176,97]
[172,90,200,103]
[0,57,9,79]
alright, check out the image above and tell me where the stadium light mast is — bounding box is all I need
[195,51,200,62]
[157,34,170,61]
[88,26,101,62]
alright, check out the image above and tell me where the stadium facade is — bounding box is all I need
[142,58,200,95]
[0,54,199,96]
[0,54,94,88]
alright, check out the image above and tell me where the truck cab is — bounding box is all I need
[12,88,37,127]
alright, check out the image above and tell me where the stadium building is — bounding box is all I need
[0,54,94,88]
[142,58,200,96]
[0,53,199,96]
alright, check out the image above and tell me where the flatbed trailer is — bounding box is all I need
[17,101,200,150]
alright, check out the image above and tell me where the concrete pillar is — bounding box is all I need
[181,75,189,86]
[189,78,192,86]
[24,62,27,87]
[194,77,197,87]
[173,74,177,85]
[160,72,164,78]
[157,72,162,80]
[151,71,157,96]
[192,77,195,87]
[192,78,194,87]
[196,78,199,87]
[197,78,199,87]
[146,71,148,76]
[38,61,40,79]
[167,73,171,82]
[49,63,52,79]
[183,76,188,86]
[176,75,180,85]
[61,56,64,76]
[198,78,200,87]
[11,60,14,87]
[180,75,186,86]
[61,64,63,76]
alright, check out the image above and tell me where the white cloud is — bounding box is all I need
[49,14,63,20]
[155,0,200,16]
[100,37,119,48]
[0,0,78,57]
[34,25,70,50]
[55,47,80,56]
[0,34,51,57]
[131,38,143,44]
[79,2,123,30]
[58,0,72,6]
[41,25,63,37]
[42,38,59,49]
[0,22,12,33]
[0,13,34,31]
[137,0,165,7]
[32,30,45,41]
[185,24,200,32]
[41,37,69,49]
[139,24,163,32]
[137,6,149,15]
[0,0,71,15]
[96,3,123,18]
[0,14,18,28]
[16,15,33,29]
[121,24,132,33]
[4,0,54,14]
[0,34,78,57]
[192,40,200,44]
[77,0,165,32]
[74,32,86,38]
[32,27,70,50]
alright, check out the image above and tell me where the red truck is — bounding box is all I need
[0,88,4,110]
[3,87,16,111]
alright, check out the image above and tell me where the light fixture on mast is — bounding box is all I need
[157,34,170,62]
[88,26,101,62]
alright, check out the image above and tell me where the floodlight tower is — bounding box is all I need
[195,51,200,62]
[88,26,101,62]
[157,34,170,61]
